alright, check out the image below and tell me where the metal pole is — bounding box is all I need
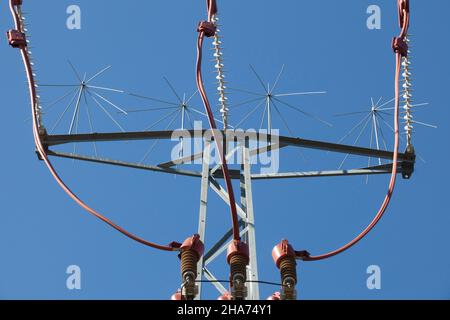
[196,139,211,300]
[242,138,259,299]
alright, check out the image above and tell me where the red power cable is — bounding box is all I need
[196,0,241,241]
[9,0,178,252]
[296,2,410,262]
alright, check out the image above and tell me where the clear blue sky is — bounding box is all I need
[0,0,449,300]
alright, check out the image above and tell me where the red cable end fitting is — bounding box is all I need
[272,240,298,300]
[179,234,204,300]
[267,292,282,301]
[392,37,409,57]
[272,240,296,268]
[197,21,217,38]
[227,240,250,265]
[179,234,205,260]
[12,0,23,6]
[7,29,26,48]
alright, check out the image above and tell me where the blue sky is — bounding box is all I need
[0,0,449,300]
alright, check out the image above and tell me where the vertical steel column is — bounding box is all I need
[241,138,260,300]
[195,139,211,300]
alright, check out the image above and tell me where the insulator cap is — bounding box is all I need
[226,240,249,265]
[272,240,296,269]
[179,234,204,260]
[267,292,282,300]
[218,292,233,300]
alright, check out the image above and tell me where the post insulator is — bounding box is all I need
[179,234,204,300]
[227,240,249,300]
[267,292,282,300]
[272,240,298,300]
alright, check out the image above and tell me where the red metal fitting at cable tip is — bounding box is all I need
[12,0,23,6]
[272,239,296,268]
[197,21,217,38]
[272,240,298,300]
[179,234,204,260]
[227,240,250,264]
[7,29,26,48]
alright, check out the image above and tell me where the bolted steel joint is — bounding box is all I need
[179,234,204,300]
[272,240,298,300]
[227,240,249,300]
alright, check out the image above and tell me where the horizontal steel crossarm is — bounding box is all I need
[251,163,404,180]
[46,151,404,180]
[46,150,204,178]
[42,130,413,162]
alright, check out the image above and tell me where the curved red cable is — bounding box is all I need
[196,0,241,241]
[297,6,410,262]
[10,1,177,252]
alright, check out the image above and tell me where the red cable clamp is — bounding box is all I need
[12,0,23,5]
[392,37,408,57]
[7,29,26,48]
[197,21,217,38]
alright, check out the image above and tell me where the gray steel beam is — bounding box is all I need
[242,140,259,300]
[42,130,413,161]
[196,140,211,300]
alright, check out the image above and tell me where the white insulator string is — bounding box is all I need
[212,15,229,129]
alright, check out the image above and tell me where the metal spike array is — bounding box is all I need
[211,15,229,129]
[402,35,413,148]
